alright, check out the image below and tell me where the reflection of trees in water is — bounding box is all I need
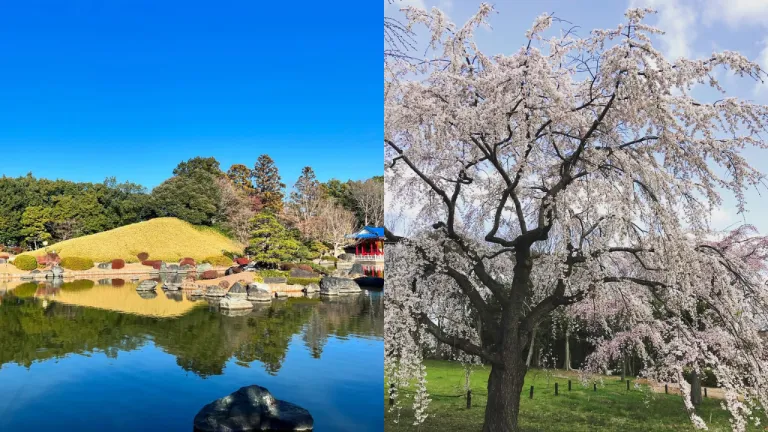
[0,291,382,378]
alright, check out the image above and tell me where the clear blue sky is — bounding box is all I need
[0,0,380,189]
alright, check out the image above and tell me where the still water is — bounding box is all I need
[0,278,383,431]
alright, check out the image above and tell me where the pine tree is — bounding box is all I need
[247,212,301,266]
[289,166,322,225]
[252,155,285,214]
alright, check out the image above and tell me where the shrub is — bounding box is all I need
[218,280,230,289]
[295,264,313,272]
[253,273,264,283]
[36,255,48,265]
[258,269,288,278]
[234,257,250,266]
[279,262,296,271]
[201,270,218,280]
[137,252,150,261]
[46,252,60,264]
[179,257,196,266]
[320,255,338,262]
[12,255,38,271]
[141,260,163,270]
[287,277,321,286]
[111,259,126,270]
[60,257,95,271]
[202,255,233,267]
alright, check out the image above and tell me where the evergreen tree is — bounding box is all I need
[247,212,301,266]
[226,164,255,196]
[252,155,285,214]
[289,166,322,224]
[172,156,223,177]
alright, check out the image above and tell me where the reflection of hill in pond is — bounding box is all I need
[0,292,382,378]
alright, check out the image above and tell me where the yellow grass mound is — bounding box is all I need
[23,217,244,263]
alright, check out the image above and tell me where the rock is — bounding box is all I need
[227,282,247,299]
[42,270,54,279]
[30,269,41,274]
[98,278,112,285]
[190,288,205,297]
[263,276,287,284]
[220,308,252,317]
[168,264,180,272]
[290,268,318,278]
[20,275,34,281]
[136,280,158,291]
[98,262,112,270]
[205,286,227,297]
[247,283,272,302]
[180,264,193,271]
[159,262,168,273]
[338,253,355,261]
[197,263,213,273]
[303,283,320,294]
[163,274,183,290]
[52,265,64,278]
[219,296,253,310]
[320,277,361,296]
[331,269,353,279]
[225,267,235,276]
[137,290,157,300]
[193,385,313,432]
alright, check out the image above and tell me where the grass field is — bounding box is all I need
[20,217,244,263]
[385,360,764,432]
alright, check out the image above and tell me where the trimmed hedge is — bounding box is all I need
[234,257,250,266]
[286,277,321,286]
[111,259,126,270]
[180,257,196,266]
[13,255,38,271]
[258,269,288,278]
[203,255,233,267]
[137,252,150,261]
[60,257,95,271]
[112,278,126,287]
[141,260,163,270]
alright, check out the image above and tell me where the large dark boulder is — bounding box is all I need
[319,277,361,296]
[193,385,313,432]
[227,282,247,299]
[290,268,318,278]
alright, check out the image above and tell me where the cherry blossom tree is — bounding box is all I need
[384,4,768,431]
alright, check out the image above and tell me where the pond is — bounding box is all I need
[0,278,383,431]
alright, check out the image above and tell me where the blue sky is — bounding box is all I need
[0,0,380,190]
[386,0,768,234]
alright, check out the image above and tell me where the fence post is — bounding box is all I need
[466,389,472,409]
[593,383,597,392]
[704,387,707,398]
[530,386,534,399]
[555,382,559,396]
[568,380,572,391]
[626,380,630,391]
[665,384,668,394]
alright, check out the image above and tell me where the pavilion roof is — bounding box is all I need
[345,226,385,239]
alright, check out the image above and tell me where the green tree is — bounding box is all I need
[252,154,285,213]
[20,206,53,249]
[226,164,255,196]
[172,156,223,177]
[247,212,301,266]
[289,166,322,226]
[151,170,221,225]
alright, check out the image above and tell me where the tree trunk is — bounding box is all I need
[621,355,626,382]
[526,326,537,368]
[690,370,702,406]
[483,361,527,432]
[564,328,571,370]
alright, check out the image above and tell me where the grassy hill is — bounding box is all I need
[22,217,244,262]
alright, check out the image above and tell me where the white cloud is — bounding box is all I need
[384,0,426,11]
[703,0,768,28]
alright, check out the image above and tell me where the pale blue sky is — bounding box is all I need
[385,0,768,235]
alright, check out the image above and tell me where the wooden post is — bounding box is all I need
[626,380,630,391]
[530,386,534,399]
[568,380,572,391]
[593,383,597,392]
[555,383,559,396]
[389,384,395,407]
[665,384,668,394]
[704,387,707,398]
[466,389,472,409]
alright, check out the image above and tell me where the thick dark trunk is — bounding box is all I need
[690,371,702,406]
[483,361,527,432]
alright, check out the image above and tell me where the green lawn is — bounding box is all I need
[385,360,764,431]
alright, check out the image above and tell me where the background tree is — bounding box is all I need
[252,154,285,213]
[247,212,302,267]
[348,178,384,227]
[216,177,255,244]
[172,156,223,177]
[288,166,323,234]
[312,200,358,257]
[151,169,221,226]
[226,164,255,196]
[385,6,768,431]
[20,206,52,249]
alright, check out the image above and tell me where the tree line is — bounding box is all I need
[0,155,383,261]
